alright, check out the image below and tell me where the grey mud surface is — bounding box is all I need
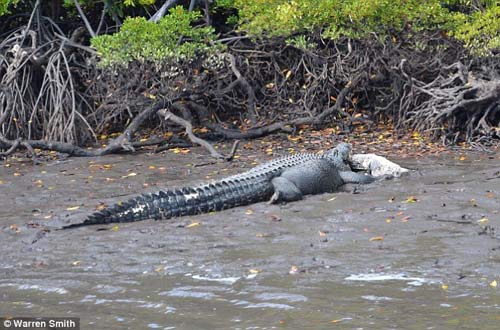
[1,146,499,329]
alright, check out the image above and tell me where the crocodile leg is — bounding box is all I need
[269,177,303,204]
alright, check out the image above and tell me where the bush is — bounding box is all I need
[231,0,499,54]
[0,0,18,16]
[233,0,452,38]
[451,4,500,56]
[91,6,222,67]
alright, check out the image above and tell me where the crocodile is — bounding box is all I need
[62,143,373,229]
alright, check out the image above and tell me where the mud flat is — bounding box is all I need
[0,147,499,329]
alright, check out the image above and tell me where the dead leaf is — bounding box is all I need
[289,265,299,274]
[401,216,411,222]
[478,217,489,224]
[95,203,108,211]
[193,127,209,134]
[245,209,254,215]
[287,135,302,142]
[71,261,81,266]
[369,236,384,241]
[403,196,418,203]
[66,206,80,211]
[186,222,200,228]
[270,215,281,222]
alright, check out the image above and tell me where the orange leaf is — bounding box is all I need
[401,216,411,222]
[403,196,418,203]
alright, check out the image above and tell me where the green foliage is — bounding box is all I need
[0,0,18,16]
[451,4,500,55]
[91,6,222,67]
[233,0,454,38]
[230,0,500,54]
[122,0,156,6]
[285,35,315,50]
[214,0,235,9]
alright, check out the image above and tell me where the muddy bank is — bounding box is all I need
[0,145,499,329]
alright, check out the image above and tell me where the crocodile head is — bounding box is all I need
[324,142,352,162]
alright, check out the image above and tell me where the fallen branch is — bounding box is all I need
[158,108,239,161]
[0,101,178,157]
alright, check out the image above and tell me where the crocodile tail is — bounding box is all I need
[61,191,173,229]
[62,173,273,229]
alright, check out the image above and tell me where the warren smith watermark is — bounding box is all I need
[1,317,79,330]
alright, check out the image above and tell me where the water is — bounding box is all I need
[1,149,499,329]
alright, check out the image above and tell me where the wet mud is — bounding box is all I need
[1,147,499,329]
